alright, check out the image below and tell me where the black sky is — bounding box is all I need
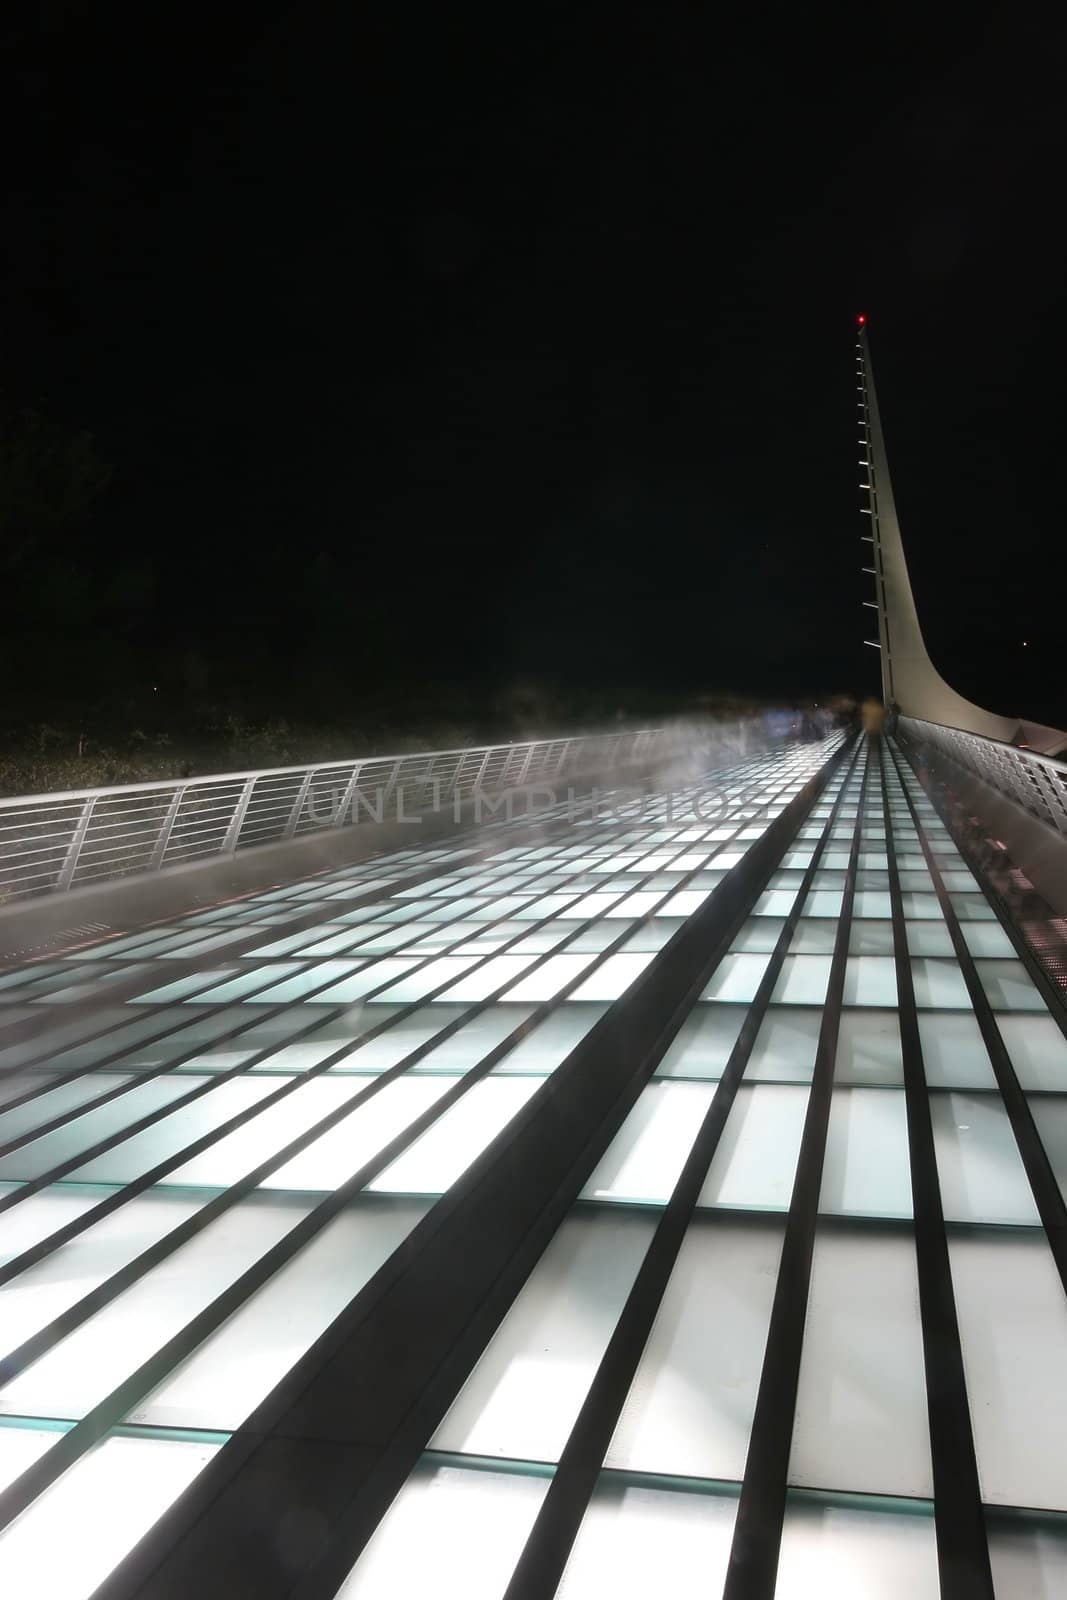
[2,2,1065,732]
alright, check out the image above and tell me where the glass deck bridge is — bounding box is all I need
[0,726,1065,1599]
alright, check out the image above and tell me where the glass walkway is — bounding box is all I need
[0,732,1065,1599]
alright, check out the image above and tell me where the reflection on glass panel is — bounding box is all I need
[1028,1099,1067,1209]
[334,1460,548,1600]
[791,1228,930,1496]
[849,921,895,954]
[998,1015,1067,1091]
[0,1074,225,1183]
[835,1011,903,1085]
[987,1509,1067,1597]
[655,1006,745,1081]
[904,921,954,957]
[0,1194,314,1422]
[950,1231,1067,1510]
[910,958,972,1010]
[975,960,1046,1013]
[0,1189,218,1356]
[605,1216,784,1481]
[916,1014,995,1090]
[433,1211,654,1462]
[746,1009,822,1082]
[930,1094,1039,1225]
[262,1077,453,1192]
[505,954,599,1002]
[582,1082,716,1206]
[131,1198,428,1428]
[410,1007,534,1073]
[0,1422,57,1494]
[493,1004,607,1075]
[700,953,771,1004]
[698,1084,807,1211]
[560,1478,737,1598]
[960,922,1015,958]
[772,956,833,1006]
[820,1090,911,1217]
[775,1493,938,1599]
[569,953,654,1001]
[369,1078,543,1196]
[842,956,897,1008]
[0,1431,220,1600]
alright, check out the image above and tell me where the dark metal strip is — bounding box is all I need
[721,738,869,1597]
[878,736,994,1595]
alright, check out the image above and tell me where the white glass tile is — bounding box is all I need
[701,952,772,1003]
[987,1511,1067,1597]
[334,1461,549,1600]
[433,955,540,1002]
[493,1005,607,1075]
[820,1090,912,1217]
[772,956,833,1006]
[0,1074,226,1184]
[504,953,599,1002]
[582,1082,716,1205]
[916,1014,995,1089]
[746,1009,822,1082]
[262,1077,454,1191]
[998,1015,1067,1091]
[843,956,898,1007]
[853,891,893,918]
[131,1199,428,1427]
[905,920,954,957]
[433,1211,654,1461]
[930,1093,1039,1224]
[776,1496,938,1599]
[0,1192,315,1421]
[790,921,837,954]
[0,1432,220,1600]
[849,921,895,954]
[976,959,1046,1012]
[950,1230,1067,1509]
[329,1009,462,1073]
[910,958,972,1009]
[559,1480,737,1599]
[790,1230,930,1495]
[961,922,1015,958]
[605,1215,784,1480]
[366,956,483,1003]
[369,1078,542,1195]
[698,1084,808,1211]
[835,1010,903,1084]
[0,1189,212,1355]
[656,1007,746,1079]
[569,953,654,1001]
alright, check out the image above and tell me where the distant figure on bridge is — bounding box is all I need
[861,697,886,735]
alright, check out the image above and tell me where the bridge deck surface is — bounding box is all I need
[0,735,1065,1598]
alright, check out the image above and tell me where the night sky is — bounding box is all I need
[2,4,1065,735]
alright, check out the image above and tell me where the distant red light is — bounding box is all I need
[857,314,867,325]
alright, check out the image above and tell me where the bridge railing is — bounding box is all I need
[0,728,669,904]
[899,716,1067,839]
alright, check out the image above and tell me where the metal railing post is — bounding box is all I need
[56,796,97,891]
[221,777,257,855]
[283,770,316,840]
[149,785,186,870]
[331,762,364,827]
